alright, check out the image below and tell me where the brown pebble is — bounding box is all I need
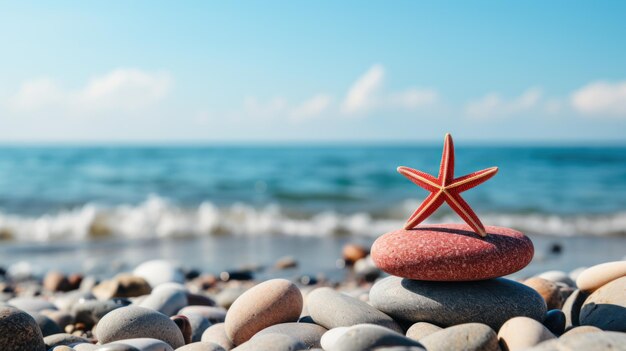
[44,271,72,292]
[171,314,192,344]
[65,324,75,333]
[342,243,368,265]
[67,274,83,290]
[523,277,563,310]
[92,273,152,300]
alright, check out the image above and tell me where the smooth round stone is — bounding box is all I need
[405,322,442,341]
[371,224,534,281]
[419,323,499,351]
[179,306,227,324]
[536,271,576,287]
[370,276,546,330]
[93,274,152,300]
[524,331,626,351]
[307,287,401,332]
[73,344,100,351]
[32,313,62,336]
[561,325,602,337]
[232,333,305,351]
[562,289,589,328]
[498,317,556,351]
[179,312,211,342]
[201,323,233,350]
[133,260,185,288]
[96,306,185,348]
[138,283,188,316]
[176,342,226,351]
[329,324,424,351]
[253,322,327,348]
[100,338,174,351]
[0,306,45,351]
[524,277,564,310]
[543,309,566,336]
[224,279,302,345]
[576,260,626,292]
[579,276,626,331]
[320,327,349,350]
[43,333,90,348]
[72,300,124,328]
[8,297,57,313]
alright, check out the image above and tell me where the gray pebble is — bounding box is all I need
[138,283,188,317]
[175,341,226,351]
[579,276,626,331]
[32,313,62,336]
[99,338,173,351]
[7,297,57,313]
[200,323,233,350]
[232,333,305,351]
[419,323,499,351]
[253,322,327,348]
[179,312,211,342]
[179,306,227,324]
[329,324,424,351]
[43,333,90,348]
[72,300,124,328]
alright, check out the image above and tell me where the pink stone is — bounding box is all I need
[371,223,534,281]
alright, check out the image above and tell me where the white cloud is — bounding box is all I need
[243,96,288,117]
[9,68,171,113]
[465,88,543,119]
[571,81,626,117]
[341,64,439,116]
[289,94,332,120]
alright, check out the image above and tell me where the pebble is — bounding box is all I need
[561,325,602,337]
[543,309,565,336]
[72,300,124,328]
[51,346,76,351]
[44,271,72,292]
[405,322,442,341]
[92,274,152,300]
[215,287,247,309]
[138,283,188,316]
[537,270,576,287]
[178,306,227,324]
[100,338,173,351]
[133,260,185,288]
[371,224,533,281]
[369,276,546,330]
[171,315,192,344]
[32,313,62,336]
[523,331,626,351]
[41,310,74,329]
[232,333,305,351]
[353,256,381,283]
[274,256,298,270]
[7,297,57,312]
[176,341,226,351]
[320,327,349,350]
[201,323,233,350]
[523,277,564,310]
[579,276,626,331]
[71,343,100,351]
[96,306,185,348]
[328,324,424,351]
[575,260,626,292]
[561,289,589,328]
[186,293,216,307]
[43,333,90,348]
[179,312,211,342]
[224,279,302,345]
[253,322,327,348]
[342,243,369,265]
[0,306,45,351]
[498,317,556,351]
[419,323,499,351]
[307,287,401,332]
[54,290,95,312]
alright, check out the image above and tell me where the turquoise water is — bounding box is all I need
[0,145,625,240]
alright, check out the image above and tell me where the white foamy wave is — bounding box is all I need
[0,195,625,242]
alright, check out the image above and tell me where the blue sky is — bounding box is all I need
[1,1,625,143]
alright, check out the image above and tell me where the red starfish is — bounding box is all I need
[398,133,498,237]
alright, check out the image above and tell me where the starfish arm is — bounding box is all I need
[438,133,455,185]
[448,167,498,193]
[443,190,488,237]
[397,166,441,193]
[404,191,445,229]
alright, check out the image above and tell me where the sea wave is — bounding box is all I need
[0,195,625,242]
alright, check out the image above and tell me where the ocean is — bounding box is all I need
[0,145,625,277]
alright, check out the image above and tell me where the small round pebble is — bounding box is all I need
[579,276,626,331]
[543,309,566,336]
[201,323,233,350]
[92,274,152,300]
[419,323,499,351]
[537,271,576,287]
[0,306,45,351]
[329,324,424,351]
[224,279,302,345]
[405,322,442,341]
[498,317,556,351]
[575,260,626,292]
[139,283,188,316]
[321,327,349,350]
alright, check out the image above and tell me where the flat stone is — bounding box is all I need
[72,300,124,328]
[328,324,424,351]
[371,224,533,281]
[201,323,233,350]
[0,306,45,351]
[405,322,442,341]
[419,323,499,351]
[133,260,185,288]
[576,261,626,292]
[96,306,185,348]
[498,317,555,351]
[307,287,401,332]
[43,333,90,348]
[138,283,188,316]
[523,277,564,310]
[176,342,226,351]
[562,289,589,328]
[523,331,626,351]
[224,279,302,345]
[369,276,546,330]
[232,333,305,351]
[253,322,327,348]
[179,306,227,324]
[579,276,626,331]
[100,338,173,351]
[543,309,565,336]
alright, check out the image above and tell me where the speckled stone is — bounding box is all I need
[370,276,546,330]
[307,287,401,332]
[201,323,233,350]
[176,341,226,351]
[523,331,626,351]
[543,309,566,336]
[179,306,227,324]
[576,260,626,292]
[419,323,499,351]
[562,289,589,328]
[498,317,556,351]
[43,333,90,348]
[405,322,442,341]
[371,224,534,281]
[524,277,564,310]
[579,276,626,331]
[100,338,173,351]
[0,306,45,351]
[138,283,188,317]
[253,322,327,348]
[96,306,185,348]
[328,324,424,351]
[232,333,305,351]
